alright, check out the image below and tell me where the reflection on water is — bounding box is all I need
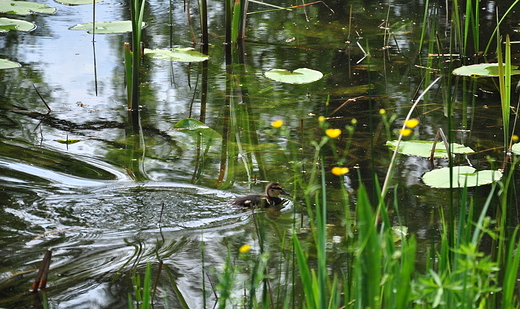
[0,0,515,307]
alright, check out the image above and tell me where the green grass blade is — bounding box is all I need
[503,227,520,307]
[355,184,381,309]
[292,232,316,309]
[141,263,152,309]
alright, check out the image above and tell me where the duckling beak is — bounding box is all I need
[280,189,290,196]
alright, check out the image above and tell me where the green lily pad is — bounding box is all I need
[144,48,209,62]
[452,63,520,77]
[0,0,56,14]
[69,21,146,34]
[55,0,103,5]
[386,140,474,158]
[265,68,323,84]
[0,58,21,69]
[422,166,502,188]
[0,17,36,32]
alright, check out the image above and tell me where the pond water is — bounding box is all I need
[1,0,518,308]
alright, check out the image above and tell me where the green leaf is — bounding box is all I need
[55,139,81,144]
[511,142,520,155]
[69,21,146,34]
[386,140,474,158]
[422,166,502,188]
[144,47,209,62]
[0,17,36,32]
[452,63,520,77]
[264,68,323,84]
[391,226,408,243]
[55,0,103,5]
[0,58,21,69]
[173,118,221,141]
[0,0,56,15]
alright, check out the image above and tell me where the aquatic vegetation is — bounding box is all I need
[0,17,35,32]
[0,57,21,69]
[3,0,520,308]
[0,0,56,15]
[144,47,209,62]
[69,20,146,34]
[264,68,324,84]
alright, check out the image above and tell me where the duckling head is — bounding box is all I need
[265,182,290,198]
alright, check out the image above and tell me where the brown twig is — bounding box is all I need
[33,85,51,113]
[30,248,52,292]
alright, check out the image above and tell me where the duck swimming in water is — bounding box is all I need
[231,182,290,207]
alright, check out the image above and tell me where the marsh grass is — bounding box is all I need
[124,1,520,308]
[125,0,145,111]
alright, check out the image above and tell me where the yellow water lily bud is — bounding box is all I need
[331,167,349,175]
[404,118,419,129]
[271,119,283,128]
[326,128,342,138]
[239,244,251,253]
[399,128,412,136]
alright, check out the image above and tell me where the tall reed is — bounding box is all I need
[126,0,146,111]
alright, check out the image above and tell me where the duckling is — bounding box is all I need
[231,182,290,207]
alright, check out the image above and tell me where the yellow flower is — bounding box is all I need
[351,118,357,125]
[239,244,251,253]
[331,167,349,175]
[404,118,419,129]
[399,128,412,136]
[379,109,386,114]
[513,135,519,142]
[318,116,325,122]
[326,128,342,138]
[271,119,283,128]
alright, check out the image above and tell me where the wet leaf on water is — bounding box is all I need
[386,140,474,158]
[0,17,36,32]
[0,58,21,69]
[422,166,502,188]
[144,48,209,62]
[265,68,323,84]
[452,63,520,77]
[55,139,81,144]
[55,0,103,5]
[0,0,56,15]
[69,21,146,34]
[173,118,221,139]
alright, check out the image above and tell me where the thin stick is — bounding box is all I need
[33,85,51,112]
[429,128,450,168]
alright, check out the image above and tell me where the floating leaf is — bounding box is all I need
[55,0,103,5]
[0,17,36,32]
[0,0,56,14]
[173,118,221,142]
[422,166,502,188]
[386,140,474,158]
[144,47,209,62]
[265,68,323,84]
[391,226,408,243]
[69,21,146,34]
[512,143,520,155]
[452,63,520,77]
[55,139,81,144]
[0,58,21,69]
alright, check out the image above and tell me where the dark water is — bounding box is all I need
[0,0,518,307]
